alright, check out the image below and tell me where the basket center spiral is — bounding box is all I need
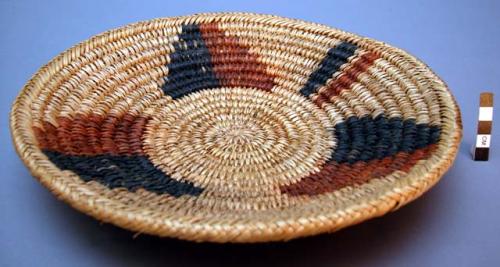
[144,87,335,197]
[208,119,263,154]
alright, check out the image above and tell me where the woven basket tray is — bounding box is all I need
[10,13,462,243]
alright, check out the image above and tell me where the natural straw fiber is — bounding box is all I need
[10,13,462,243]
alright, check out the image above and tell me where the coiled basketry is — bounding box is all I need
[10,13,462,242]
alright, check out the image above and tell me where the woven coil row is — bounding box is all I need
[11,13,461,242]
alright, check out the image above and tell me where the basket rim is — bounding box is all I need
[10,12,462,243]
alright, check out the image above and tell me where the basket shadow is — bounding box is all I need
[45,182,447,267]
